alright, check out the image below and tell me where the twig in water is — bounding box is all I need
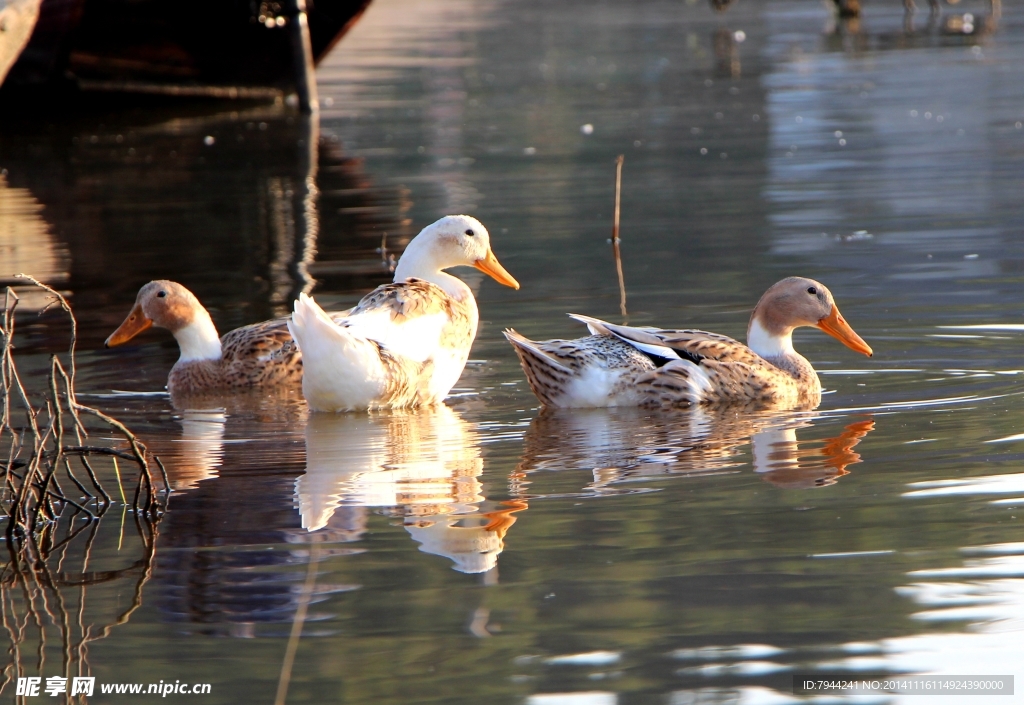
[2,278,163,541]
[0,277,168,693]
[79,457,112,509]
[274,542,321,705]
[611,155,628,318]
[153,456,171,502]
[111,457,127,506]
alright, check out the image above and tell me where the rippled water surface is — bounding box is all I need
[2,0,1024,702]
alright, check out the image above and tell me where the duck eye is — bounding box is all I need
[465,229,475,237]
[807,287,817,295]
[157,291,167,298]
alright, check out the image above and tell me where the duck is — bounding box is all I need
[504,276,872,410]
[287,214,519,412]
[105,280,314,395]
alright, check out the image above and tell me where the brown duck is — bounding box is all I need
[105,281,306,395]
[505,277,872,410]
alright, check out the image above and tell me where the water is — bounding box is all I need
[2,0,1023,702]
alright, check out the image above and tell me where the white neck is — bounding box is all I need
[751,428,799,474]
[394,240,473,301]
[173,312,222,362]
[747,318,795,360]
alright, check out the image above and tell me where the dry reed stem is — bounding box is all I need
[0,278,167,700]
[2,279,164,540]
[274,542,321,705]
[611,155,628,318]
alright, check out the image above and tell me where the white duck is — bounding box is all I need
[288,215,519,411]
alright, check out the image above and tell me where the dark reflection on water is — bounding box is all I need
[0,104,409,365]
[2,0,1024,702]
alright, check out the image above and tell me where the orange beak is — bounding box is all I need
[105,303,153,347]
[816,304,872,357]
[473,249,520,290]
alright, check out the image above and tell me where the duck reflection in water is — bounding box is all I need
[147,394,364,637]
[752,417,874,488]
[147,389,308,490]
[516,407,874,492]
[156,408,228,490]
[298,405,526,574]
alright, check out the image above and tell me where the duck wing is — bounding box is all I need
[288,280,476,411]
[219,317,303,386]
[342,278,473,361]
[636,357,801,406]
[568,313,763,365]
[568,314,806,406]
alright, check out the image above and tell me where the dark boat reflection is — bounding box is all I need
[515,407,875,493]
[0,105,411,360]
[1,0,371,100]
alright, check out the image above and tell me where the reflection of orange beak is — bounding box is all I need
[820,419,875,472]
[816,304,872,356]
[482,499,529,539]
[105,303,153,347]
[473,250,520,290]
[763,418,875,489]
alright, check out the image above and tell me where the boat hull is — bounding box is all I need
[1,0,370,97]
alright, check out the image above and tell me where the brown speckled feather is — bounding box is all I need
[508,279,871,410]
[289,277,482,411]
[570,315,821,408]
[580,317,764,366]
[349,279,459,320]
[505,331,656,407]
[651,331,764,365]
[506,319,820,410]
[636,356,818,409]
[167,314,352,396]
[167,318,301,394]
[221,318,304,384]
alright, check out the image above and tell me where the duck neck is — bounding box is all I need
[751,427,800,474]
[747,316,818,388]
[394,240,473,302]
[747,317,796,362]
[172,310,223,362]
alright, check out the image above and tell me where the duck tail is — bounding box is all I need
[566,313,613,336]
[503,329,574,407]
[289,293,385,411]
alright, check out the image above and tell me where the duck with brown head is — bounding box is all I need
[105,280,303,396]
[505,276,872,410]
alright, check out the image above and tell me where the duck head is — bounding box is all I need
[747,277,872,359]
[394,215,519,290]
[105,281,221,361]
